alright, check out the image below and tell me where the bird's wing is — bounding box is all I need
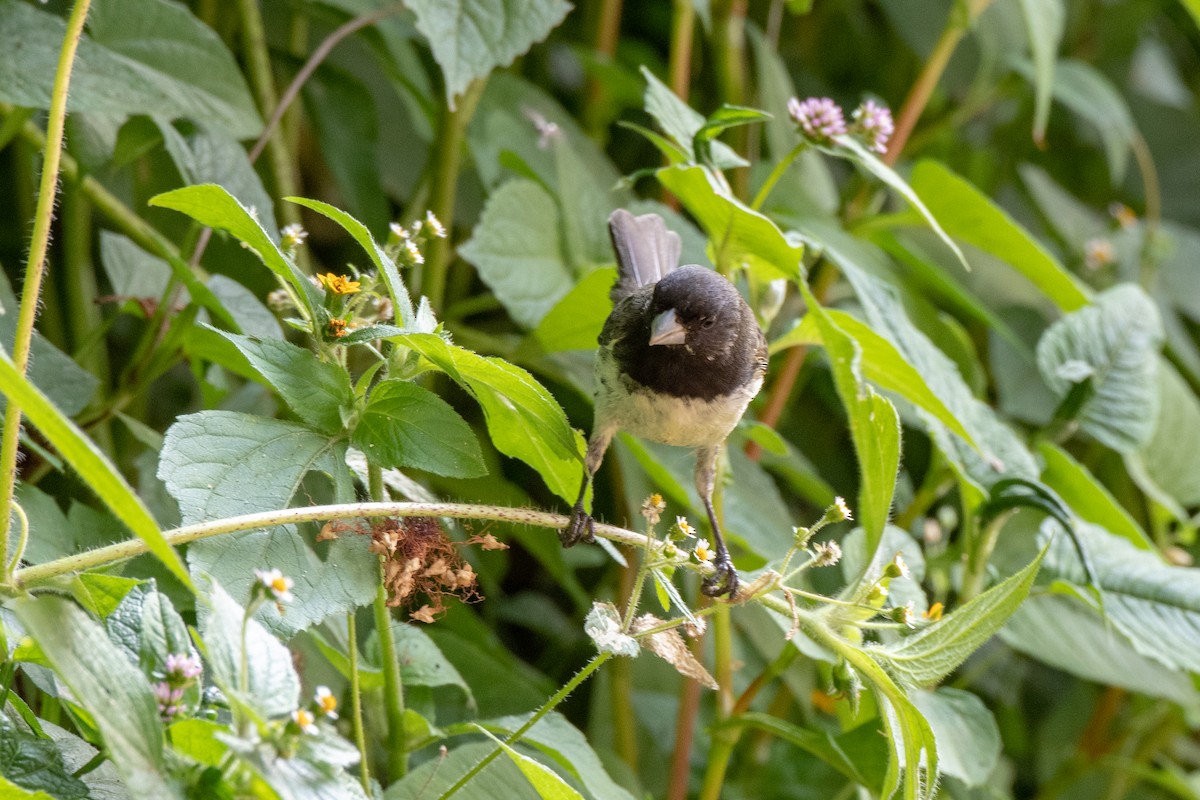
[607,209,681,303]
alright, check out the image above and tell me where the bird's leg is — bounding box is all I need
[560,427,614,547]
[696,445,738,598]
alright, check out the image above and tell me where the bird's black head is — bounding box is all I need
[647,265,746,357]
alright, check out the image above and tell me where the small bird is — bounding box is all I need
[560,209,768,598]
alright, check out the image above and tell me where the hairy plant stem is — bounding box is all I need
[751,141,808,211]
[697,602,737,800]
[421,79,486,314]
[662,0,695,211]
[960,510,1010,601]
[346,611,371,792]
[0,0,92,578]
[368,463,408,780]
[710,0,749,199]
[235,0,305,242]
[437,653,613,800]
[666,636,705,800]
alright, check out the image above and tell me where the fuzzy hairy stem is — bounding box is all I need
[0,0,93,577]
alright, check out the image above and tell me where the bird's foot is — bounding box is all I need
[701,552,739,598]
[560,505,595,547]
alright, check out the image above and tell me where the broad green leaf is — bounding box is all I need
[910,161,1090,311]
[1135,360,1200,506]
[160,411,375,635]
[910,689,1000,788]
[352,379,486,477]
[0,717,89,800]
[458,180,575,328]
[98,231,173,304]
[212,329,353,435]
[534,267,615,352]
[773,309,974,446]
[407,0,570,104]
[286,197,414,326]
[481,713,636,800]
[1038,441,1152,549]
[12,596,178,798]
[1040,520,1200,673]
[0,0,260,137]
[156,124,278,235]
[385,741,541,799]
[551,135,617,270]
[800,285,900,551]
[478,728,586,800]
[15,485,125,566]
[828,137,968,271]
[1045,59,1137,182]
[150,185,317,312]
[198,579,300,719]
[1001,592,1200,709]
[1015,0,1065,142]
[167,718,227,767]
[640,66,746,169]
[391,334,584,502]
[1036,284,1164,452]
[657,164,804,280]
[0,349,190,590]
[69,572,143,618]
[873,549,1044,686]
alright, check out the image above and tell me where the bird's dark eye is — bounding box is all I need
[701,317,716,329]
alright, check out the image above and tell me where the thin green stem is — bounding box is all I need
[437,653,612,800]
[421,79,486,313]
[6,502,28,576]
[751,141,808,211]
[347,612,371,792]
[960,511,1010,601]
[235,0,305,243]
[368,464,407,781]
[697,603,736,800]
[0,0,93,577]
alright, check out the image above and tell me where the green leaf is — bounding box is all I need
[477,727,586,800]
[640,66,747,169]
[718,713,888,791]
[160,411,375,635]
[1036,284,1164,452]
[212,328,353,435]
[1015,0,1065,142]
[407,0,571,104]
[1038,441,1153,549]
[1040,520,1200,674]
[0,0,261,137]
[800,286,900,551]
[909,161,1090,311]
[392,334,584,502]
[0,349,190,590]
[1134,360,1200,507]
[910,689,1000,788]
[458,180,575,328]
[286,197,414,326]
[0,717,89,800]
[480,713,635,800]
[150,185,317,312]
[657,164,804,280]
[69,572,143,618]
[693,104,771,164]
[534,267,615,352]
[1001,592,1200,709]
[385,741,542,799]
[352,379,486,477]
[197,578,300,719]
[873,549,1044,686]
[828,137,969,271]
[774,309,975,447]
[11,596,178,798]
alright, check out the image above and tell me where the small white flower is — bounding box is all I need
[811,540,842,567]
[834,497,853,521]
[292,708,318,735]
[314,686,338,719]
[281,223,308,249]
[254,568,294,603]
[425,211,447,239]
[389,221,409,239]
[405,239,424,265]
[693,538,714,563]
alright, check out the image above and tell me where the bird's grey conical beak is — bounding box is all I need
[648,308,687,346]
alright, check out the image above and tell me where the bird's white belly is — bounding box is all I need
[594,352,761,448]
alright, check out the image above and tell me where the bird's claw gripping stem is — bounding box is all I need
[701,549,739,598]
[560,502,595,547]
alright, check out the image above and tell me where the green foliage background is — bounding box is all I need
[2,0,1200,798]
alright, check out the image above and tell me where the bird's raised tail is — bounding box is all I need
[607,209,681,303]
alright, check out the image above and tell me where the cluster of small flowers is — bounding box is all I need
[153,652,202,720]
[787,96,894,154]
[387,210,448,268]
[291,686,339,736]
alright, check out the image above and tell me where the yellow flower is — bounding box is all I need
[694,538,713,563]
[254,568,293,603]
[317,272,361,295]
[314,686,338,719]
[924,602,944,621]
[292,708,318,735]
